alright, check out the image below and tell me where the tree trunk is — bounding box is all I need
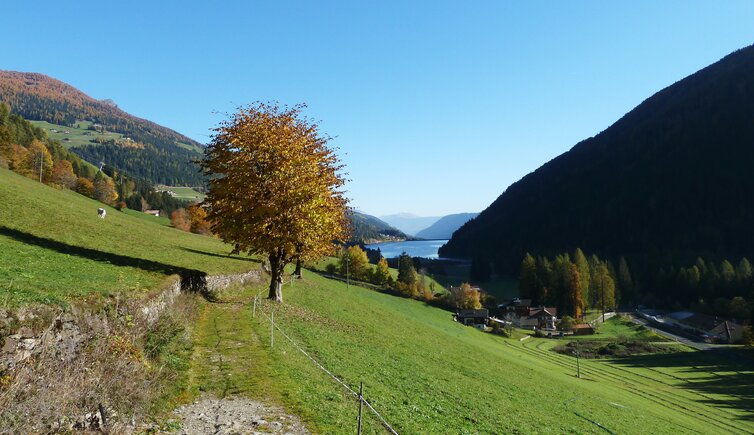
[294,258,302,279]
[268,253,284,302]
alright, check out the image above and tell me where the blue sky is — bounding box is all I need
[3,1,754,216]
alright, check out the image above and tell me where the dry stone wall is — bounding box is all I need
[0,269,261,371]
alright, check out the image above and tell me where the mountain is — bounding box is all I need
[441,44,754,274]
[349,211,408,243]
[415,212,479,240]
[379,213,441,236]
[0,71,204,185]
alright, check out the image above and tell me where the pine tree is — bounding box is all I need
[397,252,418,286]
[593,262,616,321]
[470,254,492,282]
[721,260,735,284]
[736,258,752,282]
[617,257,634,305]
[573,248,591,309]
[567,264,583,319]
[537,256,553,306]
[519,253,537,301]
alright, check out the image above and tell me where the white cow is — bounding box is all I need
[98,208,106,219]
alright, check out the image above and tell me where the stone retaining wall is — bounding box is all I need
[0,269,262,371]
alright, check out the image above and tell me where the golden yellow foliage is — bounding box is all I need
[202,102,350,302]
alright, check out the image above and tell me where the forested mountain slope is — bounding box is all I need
[416,212,478,239]
[0,71,203,185]
[349,211,408,243]
[441,44,754,275]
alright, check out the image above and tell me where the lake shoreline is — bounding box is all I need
[365,239,450,259]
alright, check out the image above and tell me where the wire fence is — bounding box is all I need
[252,292,399,434]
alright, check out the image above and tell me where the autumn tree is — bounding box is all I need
[75,177,95,197]
[340,245,369,281]
[93,172,118,205]
[593,262,616,322]
[373,257,391,286]
[19,140,53,182]
[187,204,212,235]
[201,102,349,302]
[170,208,191,231]
[573,248,591,308]
[566,264,583,319]
[51,160,77,189]
[449,283,482,310]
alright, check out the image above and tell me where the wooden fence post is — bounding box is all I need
[357,381,364,434]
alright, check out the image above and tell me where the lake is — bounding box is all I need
[365,239,449,259]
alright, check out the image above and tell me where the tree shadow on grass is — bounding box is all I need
[613,348,754,424]
[179,247,260,263]
[0,226,216,300]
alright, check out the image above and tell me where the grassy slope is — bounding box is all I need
[159,186,205,201]
[0,168,255,306]
[190,273,754,434]
[30,120,124,149]
[31,120,204,154]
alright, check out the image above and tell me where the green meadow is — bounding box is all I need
[30,120,125,149]
[187,273,754,434]
[0,168,254,306]
[159,186,205,201]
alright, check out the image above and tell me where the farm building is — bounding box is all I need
[456,309,489,329]
[498,298,533,317]
[505,305,558,330]
[145,210,161,217]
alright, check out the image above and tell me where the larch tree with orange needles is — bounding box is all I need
[201,103,350,302]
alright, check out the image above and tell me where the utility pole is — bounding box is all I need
[601,275,606,323]
[575,340,581,378]
[346,255,350,289]
[38,152,43,183]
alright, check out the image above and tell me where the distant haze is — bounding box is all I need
[380,214,441,236]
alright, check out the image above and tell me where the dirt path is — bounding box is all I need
[174,395,307,434]
[172,288,308,434]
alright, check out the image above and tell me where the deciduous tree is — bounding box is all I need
[51,160,77,189]
[450,283,482,310]
[397,252,418,286]
[373,257,391,286]
[19,140,52,182]
[93,172,118,205]
[75,177,94,197]
[340,245,369,281]
[201,102,349,302]
[593,262,616,321]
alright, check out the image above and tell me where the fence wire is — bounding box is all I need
[255,297,399,434]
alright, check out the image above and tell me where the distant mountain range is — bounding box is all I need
[349,211,408,243]
[380,212,479,239]
[380,213,440,236]
[415,213,478,240]
[0,71,204,185]
[441,44,754,275]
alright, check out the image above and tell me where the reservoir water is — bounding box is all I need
[365,239,449,259]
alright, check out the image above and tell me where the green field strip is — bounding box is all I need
[516,340,750,433]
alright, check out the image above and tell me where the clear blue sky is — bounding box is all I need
[3,1,754,216]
